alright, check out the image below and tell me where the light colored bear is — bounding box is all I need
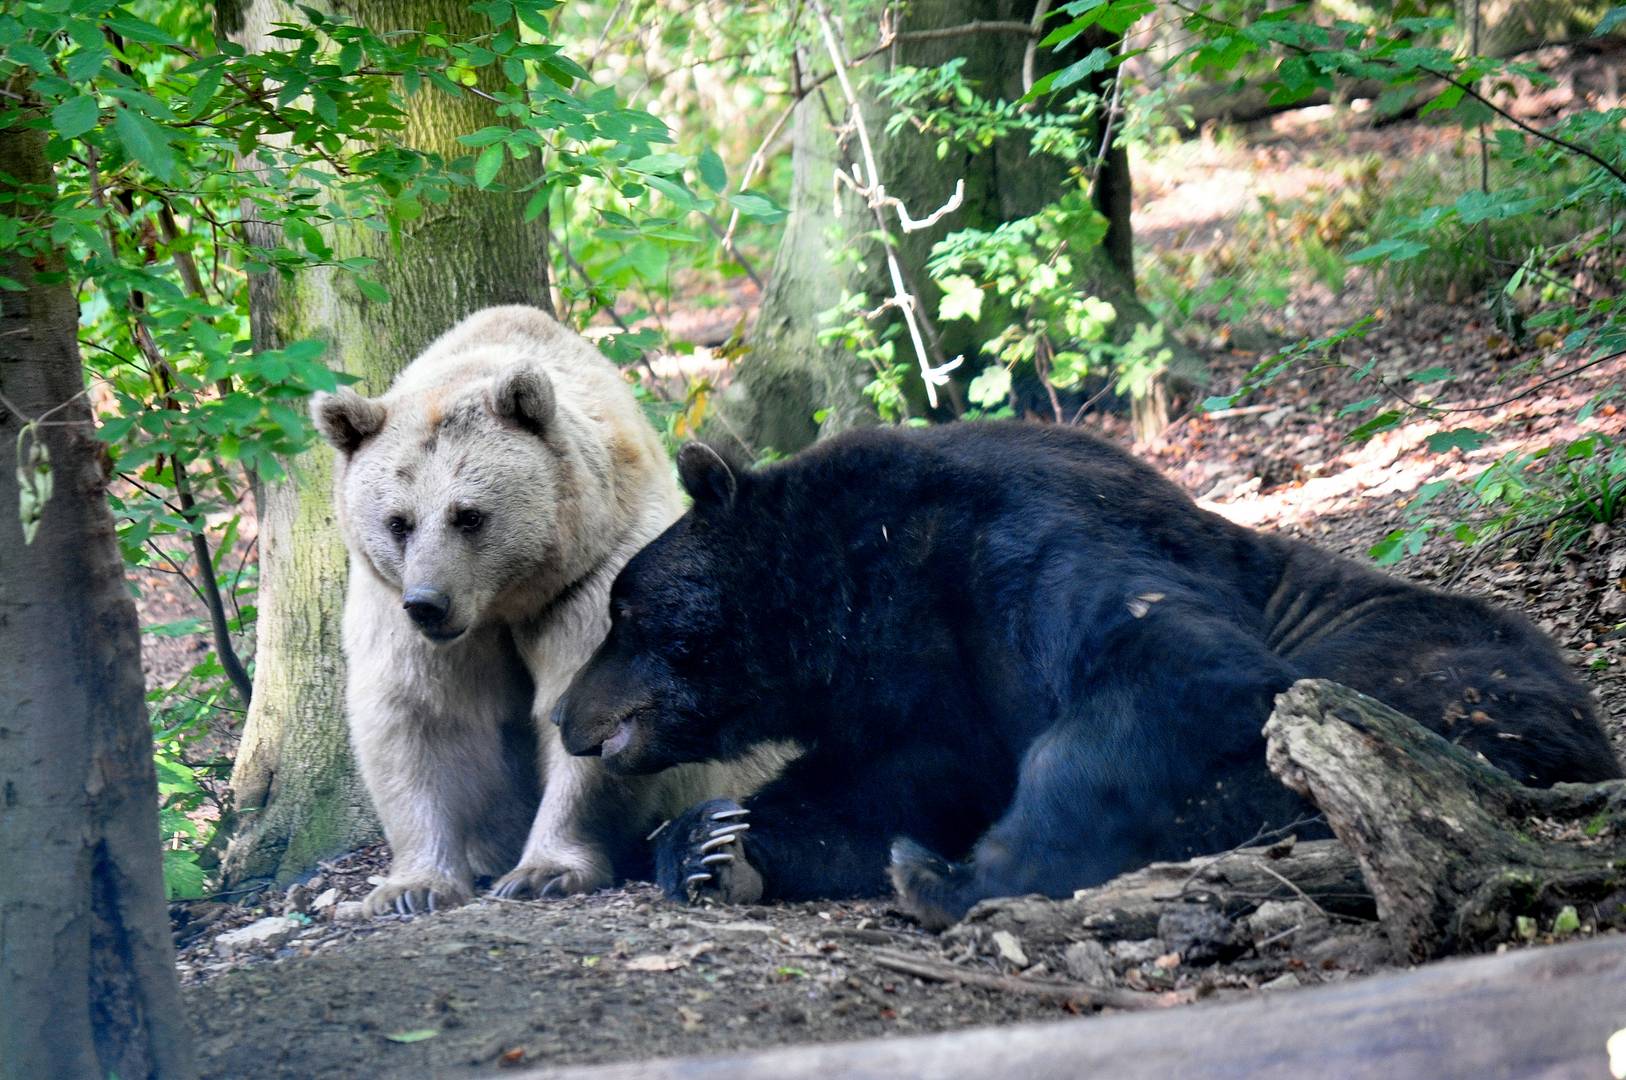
[311,306,782,916]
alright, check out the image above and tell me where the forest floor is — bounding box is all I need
[169,47,1626,1080]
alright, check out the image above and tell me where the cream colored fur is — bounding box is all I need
[312,306,780,916]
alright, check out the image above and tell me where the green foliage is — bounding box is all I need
[1351,153,1601,303]
[857,52,1159,421]
[1372,434,1626,566]
[1116,2,1626,565]
[1,0,786,898]
[150,650,243,899]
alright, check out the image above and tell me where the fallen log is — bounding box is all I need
[519,934,1626,1080]
[949,835,1371,959]
[1265,678,1626,963]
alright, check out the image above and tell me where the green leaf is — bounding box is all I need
[104,12,181,46]
[384,1029,439,1044]
[1426,428,1489,453]
[725,192,786,222]
[937,274,983,323]
[1347,410,1403,441]
[474,143,505,189]
[627,152,687,175]
[1595,7,1626,34]
[113,105,177,182]
[162,848,207,901]
[1348,238,1428,264]
[1406,367,1452,384]
[1417,84,1464,117]
[51,95,100,140]
[967,365,1012,408]
[356,278,391,303]
[1551,905,1581,935]
[698,147,726,193]
[523,187,549,222]
[1200,395,1236,413]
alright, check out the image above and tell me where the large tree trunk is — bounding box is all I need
[0,118,194,1079]
[724,3,1172,453]
[222,0,555,887]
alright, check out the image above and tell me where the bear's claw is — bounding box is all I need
[489,851,612,901]
[361,873,472,918]
[657,799,765,905]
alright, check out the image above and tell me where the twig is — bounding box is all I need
[1022,0,1054,96]
[701,214,764,290]
[810,0,964,406]
[1165,813,1326,901]
[1355,349,1625,416]
[866,947,1164,1011]
[127,319,255,708]
[1165,0,1626,188]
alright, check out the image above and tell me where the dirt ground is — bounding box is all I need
[168,47,1626,1079]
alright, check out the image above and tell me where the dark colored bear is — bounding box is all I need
[555,423,1621,927]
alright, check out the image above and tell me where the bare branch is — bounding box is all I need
[809,0,966,406]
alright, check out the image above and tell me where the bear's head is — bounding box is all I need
[555,443,799,773]
[312,357,605,643]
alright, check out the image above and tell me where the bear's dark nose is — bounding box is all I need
[402,587,451,628]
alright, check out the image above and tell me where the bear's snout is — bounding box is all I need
[402,586,460,640]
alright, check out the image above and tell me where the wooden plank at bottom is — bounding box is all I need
[519,935,1626,1080]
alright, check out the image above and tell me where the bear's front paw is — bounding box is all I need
[655,799,763,905]
[490,849,612,901]
[362,871,473,917]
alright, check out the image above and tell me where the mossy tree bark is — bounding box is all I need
[222,0,554,887]
[723,3,1172,454]
[0,119,194,1079]
[1266,679,1626,962]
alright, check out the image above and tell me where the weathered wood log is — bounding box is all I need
[1265,678,1626,963]
[949,837,1371,955]
[519,934,1626,1080]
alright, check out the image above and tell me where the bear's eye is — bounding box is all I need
[387,516,411,539]
[454,508,485,533]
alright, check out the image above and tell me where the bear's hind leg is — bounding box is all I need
[894,603,1307,928]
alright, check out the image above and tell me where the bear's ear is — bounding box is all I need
[311,389,386,456]
[490,365,556,436]
[677,442,743,509]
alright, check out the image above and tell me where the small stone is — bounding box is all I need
[1109,938,1166,966]
[1259,972,1302,992]
[1247,900,1318,949]
[332,901,367,923]
[1062,940,1113,986]
[214,916,302,956]
[990,930,1028,968]
[284,883,311,914]
[310,888,340,911]
[1158,904,1237,965]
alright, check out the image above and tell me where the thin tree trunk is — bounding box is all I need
[223,0,555,887]
[0,118,195,1080]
